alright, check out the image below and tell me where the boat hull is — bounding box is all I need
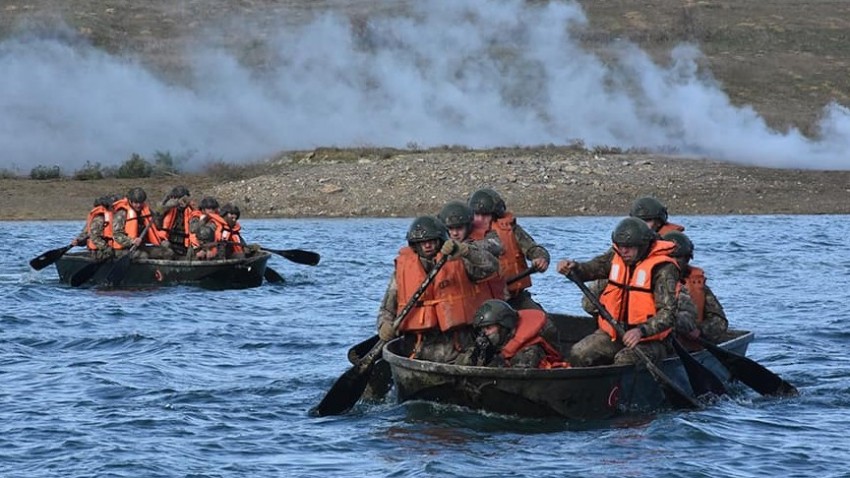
[383,314,753,419]
[55,251,271,289]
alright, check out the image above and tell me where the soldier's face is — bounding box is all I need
[644,218,662,231]
[415,239,439,259]
[473,213,492,230]
[130,201,143,212]
[447,225,467,241]
[616,244,640,265]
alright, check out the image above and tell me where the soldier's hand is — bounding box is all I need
[132,237,143,247]
[532,257,549,273]
[622,328,643,348]
[70,238,79,247]
[440,239,468,259]
[378,320,396,341]
[160,240,171,249]
[556,259,577,276]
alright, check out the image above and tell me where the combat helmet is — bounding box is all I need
[406,216,448,246]
[199,196,220,211]
[94,195,114,208]
[629,196,668,223]
[127,187,147,204]
[611,217,656,262]
[220,203,241,220]
[438,201,474,229]
[468,188,506,218]
[472,300,519,331]
[164,185,190,202]
[662,231,694,260]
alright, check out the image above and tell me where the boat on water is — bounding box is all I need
[381,314,753,419]
[54,251,271,289]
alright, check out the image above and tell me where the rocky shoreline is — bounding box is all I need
[3,148,848,221]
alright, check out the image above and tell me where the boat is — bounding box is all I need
[382,313,754,419]
[54,251,271,289]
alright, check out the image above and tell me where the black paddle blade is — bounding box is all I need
[69,262,104,287]
[348,335,380,365]
[104,254,133,286]
[264,267,286,284]
[311,362,374,417]
[700,338,798,397]
[672,337,727,397]
[30,245,73,271]
[266,248,320,266]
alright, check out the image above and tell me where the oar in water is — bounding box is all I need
[30,243,77,271]
[261,248,320,266]
[264,267,285,284]
[671,335,728,397]
[311,254,450,417]
[566,270,701,410]
[697,336,798,397]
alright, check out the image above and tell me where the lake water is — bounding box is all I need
[2,216,848,477]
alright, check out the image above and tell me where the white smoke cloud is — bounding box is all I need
[1,0,848,172]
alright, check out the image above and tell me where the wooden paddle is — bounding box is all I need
[312,254,450,417]
[30,243,77,271]
[697,336,798,397]
[671,335,727,397]
[566,271,702,410]
[261,248,320,266]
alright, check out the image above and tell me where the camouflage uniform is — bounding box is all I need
[568,250,679,367]
[188,215,218,258]
[74,215,114,262]
[675,272,729,343]
[376,242,499,364]
[112,209,172,260]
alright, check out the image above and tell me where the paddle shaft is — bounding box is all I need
[566,271,701,409]
[504,266,537,285]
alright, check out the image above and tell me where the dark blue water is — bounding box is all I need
[3,216,848,477]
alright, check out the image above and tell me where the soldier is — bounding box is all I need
[158,185,194,257]
[72,195,117,261]
[188,196,229,260]
[556,217,679,367]
[663,231,729,343]
[376,216,499,364]
[467,300,565,369]
[467,188,550,311]
[630,196,685,235]
[112,187,171,259]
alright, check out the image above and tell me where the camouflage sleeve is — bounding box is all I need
[513,222,550,262]
[644,262,680,337]
[675,286,699,335]
[472,230,503,258]
[74,223,88,244]
[510,345,547,369]
[574,248,614,281]
[700,284,729,341]
[111,210,133,248]
[376,272,398,331]
[189,216,204,235]
[88,216,110,250]
[461,241,500,281]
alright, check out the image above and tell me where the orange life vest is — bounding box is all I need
[677,266,706,323]
[599,240,678,342]
[395,247,488,333]
[112,198,163,249]
[221,221,244,255]
[469,212,532,295]
[161,205,194,247]
[500,309,567,368]
[84,205,113,250]
[189,211,229,257]
[658,222,685,235]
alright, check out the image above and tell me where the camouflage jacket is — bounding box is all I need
[513,222,550,263]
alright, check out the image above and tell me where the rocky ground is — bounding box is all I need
[1,1,849,220]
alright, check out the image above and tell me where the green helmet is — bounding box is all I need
[611,217,655,248]
[629,196,668,223]
[127,187,147,204]
[438,200,473,229]
[406,216,448,246]
[662,231,694,259]
[468,188,506,217]
[472,300,518,331]
[199,196,220,211]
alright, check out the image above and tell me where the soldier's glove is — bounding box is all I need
[440,239,469,259]
[160,240,171,249]
[378,320,396,342]
[247,243,262,254]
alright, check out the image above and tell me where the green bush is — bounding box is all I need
[116,153,153,178]
[73,161,104,180]
[0,168,19,179]
[152,150,180,176]
[30,165,62,180]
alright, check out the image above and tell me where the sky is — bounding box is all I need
[1,0,849,172]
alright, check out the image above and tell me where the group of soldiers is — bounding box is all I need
[377,190,729,370]
[72,186,257,262]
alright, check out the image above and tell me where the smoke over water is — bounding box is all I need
[1,0,848,172]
